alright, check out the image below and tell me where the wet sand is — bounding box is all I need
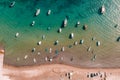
[0,54,120,80]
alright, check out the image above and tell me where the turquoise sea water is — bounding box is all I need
[0,0,120,67]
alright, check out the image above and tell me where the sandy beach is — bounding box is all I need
[0,54,120,80]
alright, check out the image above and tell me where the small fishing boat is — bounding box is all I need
[47,9,51,15]
[37,41,42,45]
[35,8,40,16]
[24,55,28,59]
[77,21,80,25]
[61,47,65,52]
[97,41,101,46]
[83,24,88,30]
[117,37,120,42]
[15,32,19,38]
[58,28,62,33]
[33,58,36,63]
[32,48,36,52]
[9,1,15,8]
[80,39,84,44]
[69,33,74,39]
[74,41,78,45]
[100,5,105,14]
[49,48,52,53]
[31,21,35,26]
[64,18,68,27]
[54,40,59,45]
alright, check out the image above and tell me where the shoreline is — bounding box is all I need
[3,63,120,70]
[0,54,120,80]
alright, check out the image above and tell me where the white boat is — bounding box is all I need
[31,21,35,26]
[42,35,45,40]
[15,32,19,37]
[77,21,80,25]
[49,58,53,62]
[24,55,28,59]
[32,48,36,52]
[33,58,37,63]
[10,1,15,7]
[37,41,41,45]
[55,40,59,45]
[83,24,88,30]
[69,33,74,39]
[45,57,48,61]
[35,9,40,16]
[80,39,84,44]
[97,41,101,46]
[37,52,41,55]
[58,28,62,33]
[74,41,78,45]
[64,18,67,27]
[47,9,51,15]
[61,47,65,52]
[100,5,105,14]
[49,48,52,53]
[87,47,91,51]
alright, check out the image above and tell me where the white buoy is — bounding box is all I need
[80,39,84,44]
[37,41,42,45]
[31,21,35,26]
[97,41,101,46]
[33,58,37,63]
[15,32,19,38]
[49,48,52,53]
[47,9,51,15]
[64,18,67,27]
[61,47,65,52]
[9,1,15,7]
[100,5,105,14]
[69,33,74,39]
[35,8,40,16]
[37,52,41,55]
[24,55,28,59]
[32,48,36,52]
[74,41,78,45]
[58,28,62,33]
